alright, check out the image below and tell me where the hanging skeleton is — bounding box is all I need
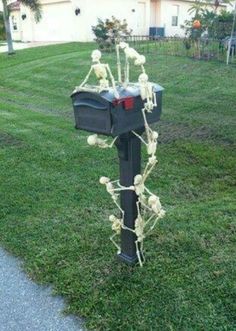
[138,73,157,112]
[117,42,146,85]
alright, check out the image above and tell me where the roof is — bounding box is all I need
[8,1,20,11]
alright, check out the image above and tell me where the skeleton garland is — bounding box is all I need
[80,43,165,267]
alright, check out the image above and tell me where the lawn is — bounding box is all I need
[0,43,235,331]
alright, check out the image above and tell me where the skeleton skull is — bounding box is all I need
[91,49,102,62]
[87,134,98,146]
[99,176,110,185]
[134,174,143,185]
[139,73,149,84]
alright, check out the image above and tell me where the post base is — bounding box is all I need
[117,252,138,265]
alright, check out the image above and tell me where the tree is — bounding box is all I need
[1,0,41,55]
[188,0,231,16]
[182,0,234,59]
[0,11,6,40]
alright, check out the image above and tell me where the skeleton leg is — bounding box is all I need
[149,215,160,231]
[141,108,152,143]
[124,55,129,87]
[108,136,118,148]
[106,64,119,99]
[112,198,125,223]
[110,233,121,254]
[137,196,150,214]
[145,215,161,237]
[79,67,93,88]
[144,214,156,233]
[144,186,155,197]
[140,240,145,264]
[132,131,148,146]
[143,160,157,182]
[116,45,122,83]
[127,59,130,84]
[112,197,123,213]
[143,159,154,179]
[135,240,143,267]
[136,201,142,217]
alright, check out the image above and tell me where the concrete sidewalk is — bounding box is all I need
[0,248,84,331]
[0,41,67,53]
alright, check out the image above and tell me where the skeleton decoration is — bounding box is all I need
[116,42,146,86]
[79,43,165,266]
[79,50,119,98]
[87,134,117,149]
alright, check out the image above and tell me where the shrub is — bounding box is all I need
[182,9,234,41]
[92,16,132,51]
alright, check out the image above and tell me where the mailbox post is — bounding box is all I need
[116,131,143,264]
[71,84,163,265]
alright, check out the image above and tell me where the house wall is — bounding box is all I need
[72,0,138,41]
[20,0,76,42]
[160,0,192,36]
[17,0,151,42]
[11,0,229,42]
[73,0,151,40]
[157,0,227,37]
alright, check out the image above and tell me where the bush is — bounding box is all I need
[92,16,132,51]
[182,9,234,41]
[0,12,6,40]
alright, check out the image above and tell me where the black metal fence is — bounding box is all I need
[127,35,236,65]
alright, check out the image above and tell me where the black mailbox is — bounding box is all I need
[72,82,164,266]
[71,84,163,137]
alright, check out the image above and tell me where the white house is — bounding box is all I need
[8,0,228,42]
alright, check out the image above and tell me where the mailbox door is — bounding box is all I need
[72,92,112,135]
[111,91,162,136]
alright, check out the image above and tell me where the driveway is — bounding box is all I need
[0,248,84,331]
[0,41,68,53]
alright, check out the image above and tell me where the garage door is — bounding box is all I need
[137,1,147,35]
[33,2,75,41]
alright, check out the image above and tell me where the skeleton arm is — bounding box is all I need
[79,67,93,88]
[109,214,122,254]
[105,64,119,99]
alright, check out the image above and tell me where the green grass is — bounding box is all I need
[0,43,235,331]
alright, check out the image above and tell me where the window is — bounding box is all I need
[171,5,179,27]
[12,16,18,31]
[172,16,178,27]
